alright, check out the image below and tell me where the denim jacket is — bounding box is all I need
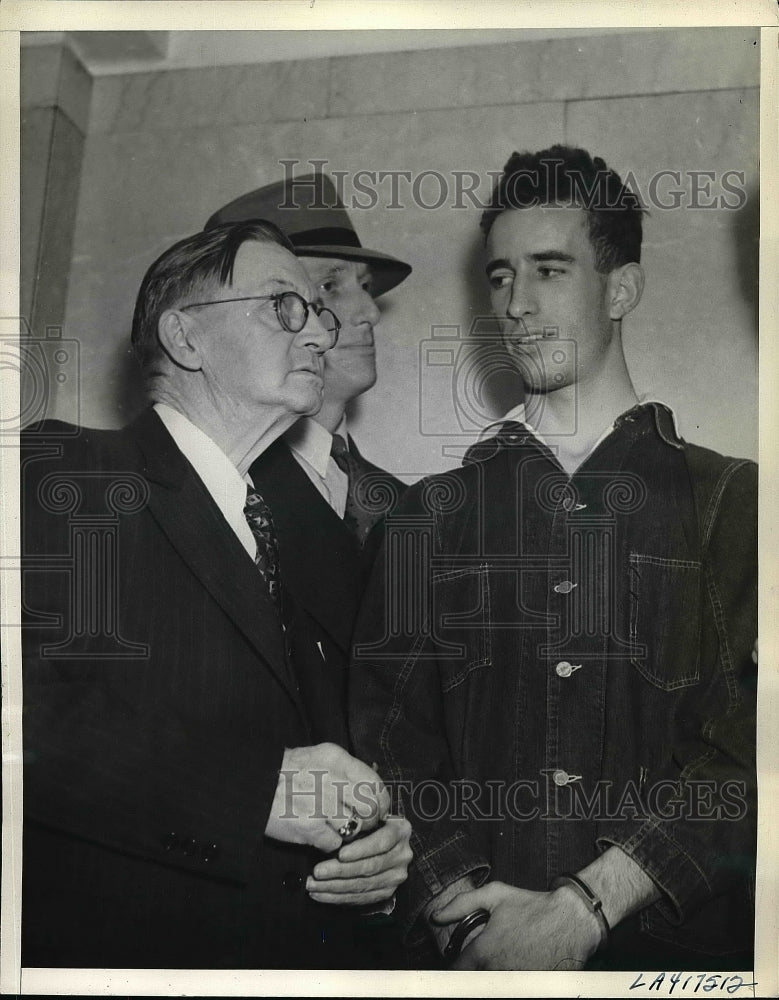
[349,403,757,964]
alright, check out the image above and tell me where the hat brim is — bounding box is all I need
[293,244,411,297]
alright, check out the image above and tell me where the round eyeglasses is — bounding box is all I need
[180,291,340,346]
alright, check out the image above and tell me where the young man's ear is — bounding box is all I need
[607,262,645,321]
[157,309,204,372]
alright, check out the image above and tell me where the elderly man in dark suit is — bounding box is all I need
[21,219,411,970]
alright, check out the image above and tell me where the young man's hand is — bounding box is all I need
[432,880,602,970]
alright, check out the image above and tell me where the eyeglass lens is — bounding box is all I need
[277,292,339,337]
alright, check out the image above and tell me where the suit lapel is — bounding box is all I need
[250,440,363,655]
[130,410,304,711]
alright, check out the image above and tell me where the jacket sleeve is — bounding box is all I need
[348,482,490,942]
[597,458,758,923]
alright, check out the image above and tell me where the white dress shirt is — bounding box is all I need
[284,416,349,519]
[153,403,256,560]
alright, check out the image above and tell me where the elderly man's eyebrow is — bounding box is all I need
[263,277,299,290]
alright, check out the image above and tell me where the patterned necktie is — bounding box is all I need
[330,434,374,545]
[243,485,283,612]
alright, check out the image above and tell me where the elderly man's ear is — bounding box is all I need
[607,262,645,322]
[157,309,204,372]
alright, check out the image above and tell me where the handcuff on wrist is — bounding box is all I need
[550,872,610,951]
[442,907,490,960]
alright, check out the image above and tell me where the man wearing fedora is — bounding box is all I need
[205,174,411,751]
[204,174,413,963]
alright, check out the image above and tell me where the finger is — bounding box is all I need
[307,888,395,907]
[431,884,498,923]
[306,871,400,895]
[376,782,391,821]
[308,825,345,854]
[340,780,387,830]
[313,842,408,881]
[326,806,363,842]
[461,922,488,951]
[337,817,410,863]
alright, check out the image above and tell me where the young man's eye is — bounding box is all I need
[488,272,513,290]
[538,266,566,278]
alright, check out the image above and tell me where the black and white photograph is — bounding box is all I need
[1,2,777,996]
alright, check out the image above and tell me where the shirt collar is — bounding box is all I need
[284,416,345,478]
[153,402,250,503]
[481,396,682,450]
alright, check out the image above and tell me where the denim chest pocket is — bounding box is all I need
[628,553,702,690]
[431,565,492,693]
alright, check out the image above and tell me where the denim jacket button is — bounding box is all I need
[553,580,577,594]
[555,660,582,678]
[552,769,570,786]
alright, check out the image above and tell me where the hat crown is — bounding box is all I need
[205,171,412,297]
[205,173,359,246]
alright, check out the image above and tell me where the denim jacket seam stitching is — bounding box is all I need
[704,560,739,707]
[441,658,489,693]
[638,816,713,897]
[701,459,749,548]
[379,629,431,777]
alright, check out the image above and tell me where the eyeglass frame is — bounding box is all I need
[178,291,341,345]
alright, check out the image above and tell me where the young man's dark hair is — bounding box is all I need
[480,144,645,273]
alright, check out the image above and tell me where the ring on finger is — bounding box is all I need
[337,806,361,841]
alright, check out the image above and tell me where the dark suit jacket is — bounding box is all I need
[21,410,368,970]
[249,435,407,747]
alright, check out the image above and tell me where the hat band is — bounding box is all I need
[290,227,363,249]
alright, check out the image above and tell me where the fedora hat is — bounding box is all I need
[205,172,411,297]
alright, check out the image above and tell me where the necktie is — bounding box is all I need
[462,420,526,465]
[243,485,283,612]
[330,434,375,545]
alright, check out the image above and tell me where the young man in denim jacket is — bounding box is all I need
[349,146,757,971]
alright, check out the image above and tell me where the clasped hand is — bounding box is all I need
[432,881,603,970]
[265,742,412,906]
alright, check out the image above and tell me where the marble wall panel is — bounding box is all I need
[21,43,92,134]
[567,87,759,462]
[88,57,330,134]
[330,28,759,118]
[20,108,53,322]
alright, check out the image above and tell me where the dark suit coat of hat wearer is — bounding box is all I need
[21,411,377,970]
[207,172,411,741]
[249,436,407,746]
